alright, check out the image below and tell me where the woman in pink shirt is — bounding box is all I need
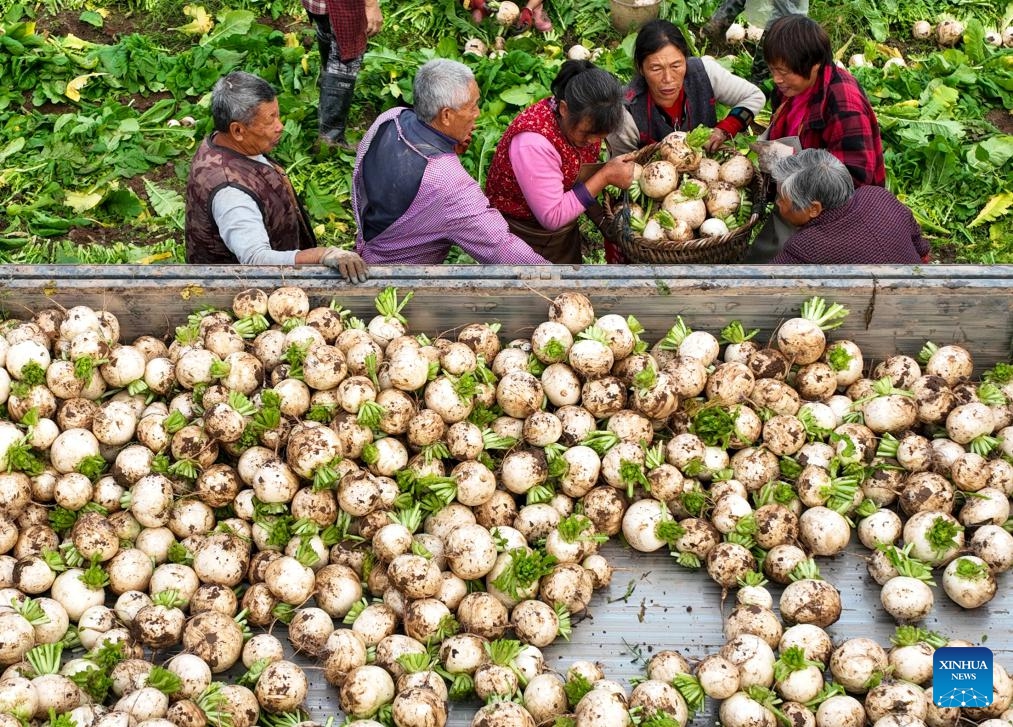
[485,61,637,263]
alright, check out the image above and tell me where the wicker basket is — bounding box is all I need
[603,144,771,264]
[609,0,661,34]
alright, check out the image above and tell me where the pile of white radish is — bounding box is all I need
[675,590,1013,727]
[0,287,1011,727]
[911,18,1013,48]
[610,127,757,243]
[480,626,1013,727]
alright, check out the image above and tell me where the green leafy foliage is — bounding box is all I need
[851,44,1013,258]
[491,547,557,599]
[563,672,594,708]
[0,0,1009,263]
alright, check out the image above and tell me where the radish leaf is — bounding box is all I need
[969,192,1013,228]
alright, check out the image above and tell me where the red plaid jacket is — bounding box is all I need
[327,0,367,62]
[770,64,886,187]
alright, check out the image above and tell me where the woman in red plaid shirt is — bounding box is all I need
[762,14,885,187]
[744,14,886,262]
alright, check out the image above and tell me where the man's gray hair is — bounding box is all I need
[211,71,277,132]
[773,148,855,212]
[413,59,475,123]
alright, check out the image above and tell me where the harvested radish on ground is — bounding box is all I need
[725,23,746,43]
[936,19,964,46]
[495,1,520,25]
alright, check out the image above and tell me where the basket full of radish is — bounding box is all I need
[603,128,771,264]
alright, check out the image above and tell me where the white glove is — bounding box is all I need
[320,248,369,283]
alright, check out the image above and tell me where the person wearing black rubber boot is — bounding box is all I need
[302,0,383,150]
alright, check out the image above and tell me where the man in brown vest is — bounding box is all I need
[185,71,367,282]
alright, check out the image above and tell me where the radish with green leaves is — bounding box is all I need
[779,559,841,628]
[888,627,945,686]
[776,298,849,365]
[816,693,866,727]
[945,401,997,454]
[718,688,779,727]
[902,511,963,566]
[621,498,675,553]
[773,645,824,704]
[830,638,888,694]
[941,555,997,608]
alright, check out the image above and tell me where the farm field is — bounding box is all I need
[2,4,1013,727]
[0,0,1010,263]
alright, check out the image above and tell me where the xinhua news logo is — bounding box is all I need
[933,646,993,708]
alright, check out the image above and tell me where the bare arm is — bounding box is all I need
[364,0,383,36]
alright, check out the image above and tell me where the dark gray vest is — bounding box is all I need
[624,57,718,145]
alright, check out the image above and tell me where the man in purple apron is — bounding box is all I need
[353,59,548,265]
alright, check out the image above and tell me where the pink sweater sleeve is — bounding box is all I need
[508,132,590,231]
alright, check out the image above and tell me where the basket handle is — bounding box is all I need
[602,188,634,246]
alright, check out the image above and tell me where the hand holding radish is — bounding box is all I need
[586,153,637,198]
[752,140,796,173]
[703,127,730,153]
[603,153,637,188]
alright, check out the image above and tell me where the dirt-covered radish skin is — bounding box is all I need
[830,638,889,694]
[6,288,1013,726]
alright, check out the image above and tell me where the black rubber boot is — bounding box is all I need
[318,71,357,149]
[702,0,746,42]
